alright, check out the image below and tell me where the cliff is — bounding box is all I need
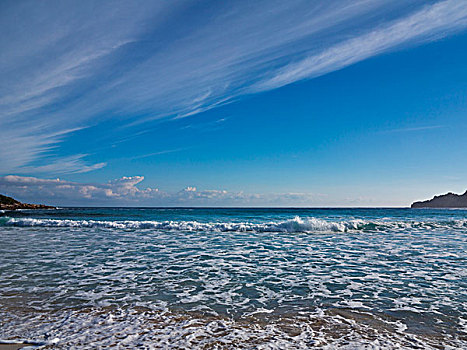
[0,194,55,210]
[411,190,467,208]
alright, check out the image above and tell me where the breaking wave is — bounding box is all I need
[1,216,466,233]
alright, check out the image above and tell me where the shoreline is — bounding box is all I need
[0,343,37,350]
[1,304,464,349]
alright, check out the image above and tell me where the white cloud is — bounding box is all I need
[0,175,157,205]
[0,175,320,207]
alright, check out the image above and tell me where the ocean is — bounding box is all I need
[0,207,466,349]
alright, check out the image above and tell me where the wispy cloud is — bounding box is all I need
[252,0,467,91]
[383,125,446,133]
[180,117,228,131]
[130,148,187,160]
[0,124,92,174]
[17,154,107,174]
[1,0,466,174]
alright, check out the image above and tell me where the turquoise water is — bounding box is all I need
[0,208,466,348]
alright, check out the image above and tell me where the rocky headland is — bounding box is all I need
[0,194,55,211]
[411,190,467,208]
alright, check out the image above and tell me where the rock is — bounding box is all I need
[411,190,467,208]
[0,194,56,210]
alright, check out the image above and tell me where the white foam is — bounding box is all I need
[3,216,366,233]
[1,307,463,350]
[3,215,467,233]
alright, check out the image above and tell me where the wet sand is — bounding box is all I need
[0,344,33,350]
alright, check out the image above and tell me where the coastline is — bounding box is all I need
[0,194,55,211]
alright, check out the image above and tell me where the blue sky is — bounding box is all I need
[1,0,467,206]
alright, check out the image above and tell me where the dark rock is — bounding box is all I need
[411,190,467,208]
[0,194,55,210]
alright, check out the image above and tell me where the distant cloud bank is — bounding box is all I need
[0,175,320,207]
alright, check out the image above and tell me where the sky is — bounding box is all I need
[1,0,467,207]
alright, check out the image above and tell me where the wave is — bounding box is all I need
[1,216,466,233]
[1,216,360,232]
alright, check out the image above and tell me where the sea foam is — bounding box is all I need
[2,216,466,233]
[2,216,360,232]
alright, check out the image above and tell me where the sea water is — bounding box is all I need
[0,208,466,349]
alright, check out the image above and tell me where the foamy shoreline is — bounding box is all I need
[2,305,462,349]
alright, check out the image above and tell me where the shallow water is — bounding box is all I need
[0,208,466,349]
